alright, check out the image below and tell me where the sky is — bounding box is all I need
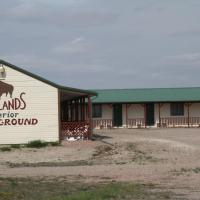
[1,0,200,89]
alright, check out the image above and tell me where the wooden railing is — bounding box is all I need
[127,118,145,128]
[190,117,200,125]
[92,119,113,129]
[92,117,200,129]
[161,117,200,127]
[61,121,90,140]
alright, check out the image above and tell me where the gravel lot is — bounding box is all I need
[1,128,200,199]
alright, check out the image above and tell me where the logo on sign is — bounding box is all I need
[0,76,38,126]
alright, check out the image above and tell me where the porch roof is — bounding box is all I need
[91,88,200,103]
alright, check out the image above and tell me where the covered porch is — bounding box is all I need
[59,88,96,140]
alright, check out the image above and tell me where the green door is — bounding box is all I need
[146,103,155,126]
[113,104,123,127]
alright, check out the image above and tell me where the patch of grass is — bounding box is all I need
[0,178,179,200]
[0,147,11,152]
[126,143,159,164]
[6,160,93,168]
[192,167,200,173]
[92,145,115,157]
[49,141,60,146]
[10,144,21,149]
[181,167,200,174]
[26,140,48,148]
[172,167,200,176]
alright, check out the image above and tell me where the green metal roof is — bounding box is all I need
[0,59,97,96]
[91,88,200,103]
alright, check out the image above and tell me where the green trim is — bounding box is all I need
[0,59,97,96]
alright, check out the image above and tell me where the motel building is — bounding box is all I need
[91,89,200,129]
[1,60,200,144]
[0,60,96,144]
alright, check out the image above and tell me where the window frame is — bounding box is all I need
[170,103,184,116]
[92,104,102,118]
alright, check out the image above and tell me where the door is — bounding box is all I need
[113,104,123,127]
[146,103,155,126]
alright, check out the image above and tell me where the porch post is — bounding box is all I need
[80,98,83,121]
[144,104,147,128]
[158,103,161,127]
[126,104,128,128]
[83,98,85,121]
[187,103,190,127]
[58,90,62,142]
[88,96,92,139]
[70,100,73,121]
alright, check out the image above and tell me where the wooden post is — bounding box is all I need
[144,104,147,128]
[80,98,82,121]
[158,103,161,127]
[126,104,128,128]
[187,103,190,127]
[72,100,75,121]
[88,96,92,139]
[58,90,62,143]
[70,101,72,121]
[83,98,85,121]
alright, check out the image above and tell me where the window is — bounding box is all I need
[170,103,184,116]
[92,104,102,118]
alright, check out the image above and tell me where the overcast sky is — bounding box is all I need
[1,0,200,89]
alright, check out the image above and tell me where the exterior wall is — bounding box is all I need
[0,65,59,144]
[157,103,200,127]
[93,103,145,128]
[93,104,112,120]
[92,102,200,129]
[127,104,144,118]
[92,104,112,129]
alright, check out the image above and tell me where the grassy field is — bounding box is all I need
[0,178,179,200]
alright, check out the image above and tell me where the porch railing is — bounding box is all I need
[92,119,113,129]
[127,118,145,128]
[61,121,90,140]
[161,117,200,127]
[92,117,200,129]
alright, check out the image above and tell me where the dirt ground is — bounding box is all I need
[1,128,200,199]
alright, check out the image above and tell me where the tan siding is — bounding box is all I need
[0,65,59,144]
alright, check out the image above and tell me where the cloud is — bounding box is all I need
[53,37,90,54]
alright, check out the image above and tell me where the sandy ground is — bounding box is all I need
[1,128,200,199]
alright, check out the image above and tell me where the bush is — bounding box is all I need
[26,140,48,148]
[10,144,21,149]
[0,147,11,152]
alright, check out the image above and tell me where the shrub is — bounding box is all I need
[10,144,21,149]
[0,147,11,152]
[26,140,48,148]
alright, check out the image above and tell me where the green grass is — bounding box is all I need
[49,141,60,146]
[180,167,200,174]
[26,140,48,148]
[10,144,21,149]
[0,178,180,200]
[0,147,11,152]
[0,141,60,152]
[6,160,92,168]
